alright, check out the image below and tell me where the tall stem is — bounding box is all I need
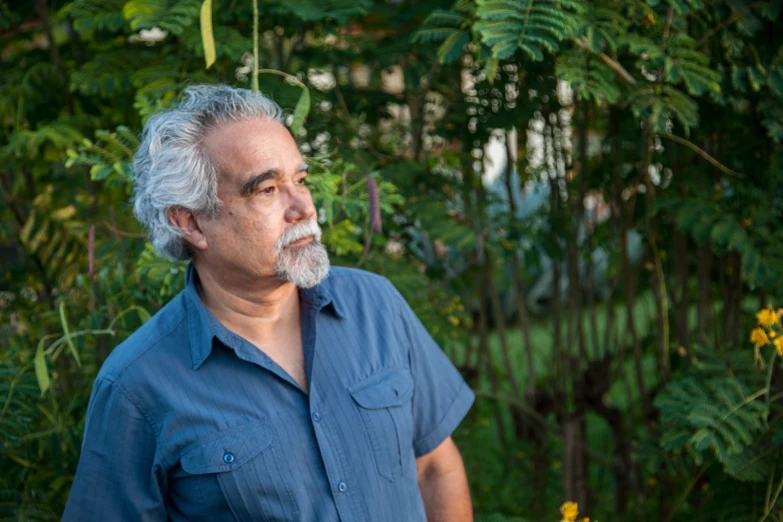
[252,0,260,92]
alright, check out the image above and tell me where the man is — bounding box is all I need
[62,85,475,522]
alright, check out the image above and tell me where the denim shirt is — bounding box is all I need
[62,265,474,522]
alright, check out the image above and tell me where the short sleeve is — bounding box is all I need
[393,289,475,457]
[62,378,167,522]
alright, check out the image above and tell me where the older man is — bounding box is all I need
[62,85,474,522]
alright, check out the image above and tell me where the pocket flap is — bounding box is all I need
[349,368,414,409]
[181,421,273,474]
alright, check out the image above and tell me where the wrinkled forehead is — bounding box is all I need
[201,118,303,185]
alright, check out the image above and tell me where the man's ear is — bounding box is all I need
[168,207,209,252]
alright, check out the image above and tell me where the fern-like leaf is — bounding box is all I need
[556,50,621,103]
[655,375,768,467]
[474,0,584,62]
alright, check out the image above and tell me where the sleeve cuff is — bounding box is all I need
[412,383,475,457]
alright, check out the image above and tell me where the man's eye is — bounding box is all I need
[260,186,276,195]
[296,177,308,186]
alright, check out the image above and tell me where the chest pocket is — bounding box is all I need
[179,421,299,522]
[349,367,415,482]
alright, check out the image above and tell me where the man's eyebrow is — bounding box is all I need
[239,169,280,196]
[238,162,310,196]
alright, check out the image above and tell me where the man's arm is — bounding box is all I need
[416,436,473,522]
[62,378,167,521]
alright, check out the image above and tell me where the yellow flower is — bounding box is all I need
[771,331,777,338]
[560,502,579,521]
[751,328,770,348]
[757,308,779,327]
[776,337,783,356]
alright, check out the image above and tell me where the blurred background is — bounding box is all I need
[1,0,783,520]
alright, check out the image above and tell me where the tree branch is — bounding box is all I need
[575,37,637,85]
[697,0,765,48]
[662,133,744,178]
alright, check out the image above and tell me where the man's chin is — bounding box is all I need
[275,242,330,288]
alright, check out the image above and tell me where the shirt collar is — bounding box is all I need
[183,263,346,370]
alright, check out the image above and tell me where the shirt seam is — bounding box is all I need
[100,377,165,464]
[106,310,188,381]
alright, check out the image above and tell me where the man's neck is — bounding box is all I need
[193,263,301,343]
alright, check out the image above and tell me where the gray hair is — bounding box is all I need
[132,84,284,261]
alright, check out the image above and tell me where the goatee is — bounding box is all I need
[274,220,330,289]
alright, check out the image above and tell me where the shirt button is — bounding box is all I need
[223,452,235,464]
[337,482,347,492]
[311,412,321,422]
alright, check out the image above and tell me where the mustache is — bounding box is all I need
[275,220,322,250]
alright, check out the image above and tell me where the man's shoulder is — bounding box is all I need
[96,292,189,384]
[321,266,401,301]
[323,266,396,291]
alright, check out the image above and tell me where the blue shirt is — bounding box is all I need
[62,265,474,522]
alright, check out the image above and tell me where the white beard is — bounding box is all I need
[274,220,330,289]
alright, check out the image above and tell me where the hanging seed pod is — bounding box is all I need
[366,174,382,234]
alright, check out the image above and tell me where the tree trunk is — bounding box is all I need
[590,398,637,515]
[474,269,508,451]
[729,251,743,349]
[563,410,590,512]
[463,152,508,450]
[622,221,651,419]
[504,128,537,400]
[670,227,690,353]
[34,0,74,115]
[485,249,523,400]
[696,242,713,342]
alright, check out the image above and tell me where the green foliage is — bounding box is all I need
[657,195,782,289]
[122,0,200,34]
[66,126,138,185]
[2,0,783,520]
[473,0,584,61]
[653,344,774,486]
[575,4,629,52]
[627,84,699,132]
[266,0,371,23]
[60,0,126,34]
[656,375,767,465]
[556,50,621,103]
[413,0,475,64]
[665,34,722,96]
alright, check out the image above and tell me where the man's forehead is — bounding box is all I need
[202,119,303,178]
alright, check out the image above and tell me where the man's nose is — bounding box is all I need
[284,184,316,222]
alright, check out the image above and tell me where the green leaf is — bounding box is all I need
[33,339,50,396]
[556,50,621,104]
[200,0,216,69]
[322,220,364,256]
[709,218,737,247]
[290,88,310,136]
[727,228,748,252]
[473,0,581,63]
[437,31,470,64]
[723,446,774,482]
[59,301,82,368]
